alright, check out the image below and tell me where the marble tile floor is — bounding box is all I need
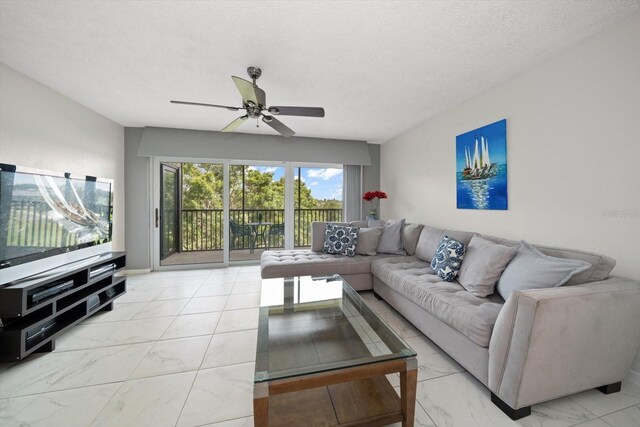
[0,266,638,427]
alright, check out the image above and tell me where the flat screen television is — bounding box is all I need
[0,164,113,284]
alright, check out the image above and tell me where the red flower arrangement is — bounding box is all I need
[362,191,388,201]
[362,191,388,219]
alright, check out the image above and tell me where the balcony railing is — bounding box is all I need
[181,208,343,252]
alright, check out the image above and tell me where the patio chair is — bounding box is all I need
[230,220,257,253]
[266,223,285,250]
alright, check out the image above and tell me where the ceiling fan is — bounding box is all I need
[170,66,325,138]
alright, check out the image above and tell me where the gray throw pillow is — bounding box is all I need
[322,223,359,257]
[355,227,383,256]
[402,224,424,256]
[496,241,591,301]
[415,225,445,262]
[458,235,519,297]
[367,218,406,254]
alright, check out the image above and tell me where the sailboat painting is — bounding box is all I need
[456,119,508,210]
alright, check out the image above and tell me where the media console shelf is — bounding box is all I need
[0,252,126,361]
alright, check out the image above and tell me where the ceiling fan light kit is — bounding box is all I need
[170,66,325,137]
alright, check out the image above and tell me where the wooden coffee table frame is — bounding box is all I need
[253,356,417,426]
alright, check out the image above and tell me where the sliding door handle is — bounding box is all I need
[155,208,159,228]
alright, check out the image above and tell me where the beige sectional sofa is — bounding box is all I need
[260,221,640,420]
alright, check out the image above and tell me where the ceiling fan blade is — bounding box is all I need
[267,106,325,117]
[231,76,266,107]
[170,100,240,111]
[262,115,295,138]
[221,115,248,133]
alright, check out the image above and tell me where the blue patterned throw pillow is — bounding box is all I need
[323,223,359,257]
[431,235,466,281]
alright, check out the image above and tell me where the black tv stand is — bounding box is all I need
[0,252,126,361]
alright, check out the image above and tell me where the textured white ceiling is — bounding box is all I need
[1,1,638,143]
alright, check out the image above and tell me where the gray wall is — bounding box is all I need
[124,126,381,269]
[380,14,640,372]
[0,63,125,250]
[124,128,151,270]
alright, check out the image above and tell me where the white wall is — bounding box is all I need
[381,15,640,370]
[0,63,125,250]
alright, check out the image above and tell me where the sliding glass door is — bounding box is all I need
[293,166,343,248]
[158,162,225,267]
[154,160,343,269]
[229,164,285,262]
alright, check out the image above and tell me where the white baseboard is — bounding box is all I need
[626,369,640,386]
[123,268,152,275]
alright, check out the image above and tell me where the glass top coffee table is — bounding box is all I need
[254,275,417,427]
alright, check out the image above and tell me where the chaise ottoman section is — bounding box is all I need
[261,250,373,279]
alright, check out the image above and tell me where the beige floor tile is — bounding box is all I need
[154,286,201,300]
[55,317,174,351]
[416,372,515,426]
[129,335,211,379]
[404,335,464,381]
[91,371,196,427]
[201,329,258,369]
[570,381,640,417]
[231,280,262,294]
[177,363,254,427]
[0,383,119,427]
[52,343,153,391]
[200,417,254,427]
[194,283,235,297]
[600,404,640,426]
[216,308,260,333]
[82,301,149,324]
[161,312,222,340]
[130,298,189,319]
[117,288,164,303]
[224,292,261,310]
[181,295,228,314]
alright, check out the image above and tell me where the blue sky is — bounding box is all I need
[455,119,507,171]
[251,166,343,200]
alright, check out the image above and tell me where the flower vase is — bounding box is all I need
[369,208,378,220]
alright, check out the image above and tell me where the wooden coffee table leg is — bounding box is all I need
[400,358,418,427]
[254,382,269,427]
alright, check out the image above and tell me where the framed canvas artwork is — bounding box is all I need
[456,119,508,210]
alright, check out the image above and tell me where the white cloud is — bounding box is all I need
[262,167,278,173]
[294,176,306,182]
[310,181,319,186]
[306,168,342,180]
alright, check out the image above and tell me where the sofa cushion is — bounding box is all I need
[372,257,504,347]
[431,236,466,281]
[402,223,424,256]
[261,250,397,279]
[311,222,350,252]
[323,223,358,257]
[481,234,615,286]
[496,241,592,301]
[355,227,384,256]
[415,225,476,262]
[368,218,406,254]
[458,235,518,297]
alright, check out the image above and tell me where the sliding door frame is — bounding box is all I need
[151,158,344,271]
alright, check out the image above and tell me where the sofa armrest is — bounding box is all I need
[488,277,640,408]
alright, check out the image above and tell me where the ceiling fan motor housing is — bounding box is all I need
[247,66,262,81]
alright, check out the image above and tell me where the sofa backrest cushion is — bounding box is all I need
[481,234,616,285]
[355,227,384,256]
[368,218,406,254]
[415,225,476,262]
[402,223,424,256]
[496,241,592,300]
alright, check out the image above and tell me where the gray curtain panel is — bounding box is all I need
[343,165,362,222]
